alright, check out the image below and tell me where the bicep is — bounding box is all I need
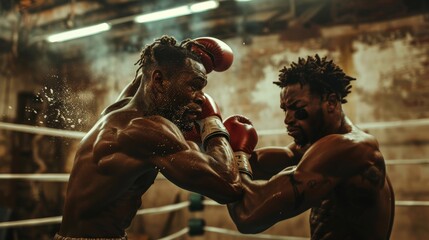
[251,145,298,180]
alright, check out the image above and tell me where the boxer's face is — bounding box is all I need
[163,58,207,131]
[280,83,325,146]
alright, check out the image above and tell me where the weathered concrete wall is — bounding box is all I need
[1,13,428,240]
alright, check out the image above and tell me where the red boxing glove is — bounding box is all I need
[191,37,234,73]
[196,93,229,150]
[223,115,258,178]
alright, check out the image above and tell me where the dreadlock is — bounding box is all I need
[273,54,356,104]
[133,35,201,80]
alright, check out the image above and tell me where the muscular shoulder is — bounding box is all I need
[300,132,381,177]
[117,115,188,155]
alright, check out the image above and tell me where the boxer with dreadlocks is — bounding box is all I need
[56,35,247,240]
[222,55,395,239]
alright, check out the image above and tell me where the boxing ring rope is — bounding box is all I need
[0,197,427,229]
[0,122,85,139]
[158,227,310,240]
[2,117,429,140]
[0,196,427,239]
[256,118,429,136]
[0,173,167,181]
[0,201,190,229]
[0,198,312,240]
[0,157,428,182]
[204,226,309,240]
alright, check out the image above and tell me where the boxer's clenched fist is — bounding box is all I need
[224,115,258,178]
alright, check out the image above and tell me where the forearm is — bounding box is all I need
[202,136,243,202]
[205,136,236,174]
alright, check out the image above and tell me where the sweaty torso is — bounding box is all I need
[59,106,187,238]
[309,132,394,240]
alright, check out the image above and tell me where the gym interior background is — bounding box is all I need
[0,0,428,239]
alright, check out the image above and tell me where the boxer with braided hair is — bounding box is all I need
[225,55,395,239]
[56,35,240,240]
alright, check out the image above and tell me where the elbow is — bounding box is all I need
[213,181,244,204]
[228,206,264,234]
[232,215,264,234]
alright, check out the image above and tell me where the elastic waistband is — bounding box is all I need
[53,233,127,240]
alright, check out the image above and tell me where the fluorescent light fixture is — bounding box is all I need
[190,1,219,12]
[46,23,111,42]
[135,6,191,23]
[135,0,219,23]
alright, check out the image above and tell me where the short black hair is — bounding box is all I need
[273,54,356,104]
[134,35,202,79]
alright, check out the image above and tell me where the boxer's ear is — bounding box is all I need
[152,70,167,93]
[326,93,338,113]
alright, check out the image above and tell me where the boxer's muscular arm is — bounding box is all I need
[228,134,372,233]
[115,116,242,204]
[250,142,306,180]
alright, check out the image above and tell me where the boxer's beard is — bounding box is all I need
[158,104,191,132]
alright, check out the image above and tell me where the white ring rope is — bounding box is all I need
[203,199,429,207]
[136,201,189,215]
[0,122,85,139]
[0,201,190,229]
[0,216,62,228]
[0,174,70,182]
[1,118,429,139]
[0,199,428,229]
[257,118,429,136]
[395,201,429,206]
[204,226,309,240]
[385,159,429,165]
[0,173,167,182]
[157,227,189,240]
[1,158,427,182]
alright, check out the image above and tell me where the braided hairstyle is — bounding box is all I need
[273,54,356,104]
[134,35,202,80]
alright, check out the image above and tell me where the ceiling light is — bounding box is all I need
[46,23,111,42]
[135,6,191,23]
[135,0,219,23]
[190,1,219,12]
